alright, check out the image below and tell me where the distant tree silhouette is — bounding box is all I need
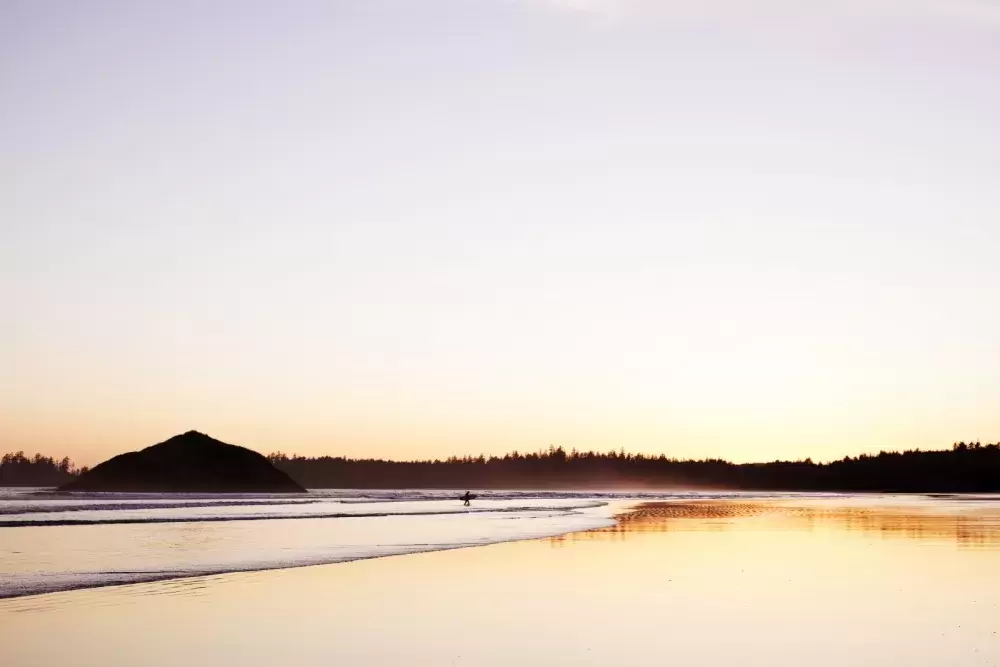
[6,442,999,492]
[0,452,82,486]
[265,442,1000,492]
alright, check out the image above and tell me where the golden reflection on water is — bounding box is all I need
[551,499,1000,548]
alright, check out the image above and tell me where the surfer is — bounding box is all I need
[460,491,476,506]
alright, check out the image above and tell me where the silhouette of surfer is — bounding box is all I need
[460,491,476,506]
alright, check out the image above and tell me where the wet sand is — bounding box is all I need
[2,496,999,666]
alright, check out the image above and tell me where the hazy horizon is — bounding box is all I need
[5,0,1000,466]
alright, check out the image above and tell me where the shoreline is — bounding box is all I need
[4,493,1000,601]
[0,499,621,601]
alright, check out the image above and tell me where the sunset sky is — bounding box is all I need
[4,0,1000,466]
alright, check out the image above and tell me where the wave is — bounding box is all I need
[0,536,576,600]
[0,499,617,599]
[0,501,607,528]
[0,499,322,516]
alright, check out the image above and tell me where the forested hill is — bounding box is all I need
[267,442,1000,492]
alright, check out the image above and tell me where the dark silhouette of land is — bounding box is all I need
[265,442,1000,492]
[0,452,85,487]
[58,431,304,493]
[4,440,999,493]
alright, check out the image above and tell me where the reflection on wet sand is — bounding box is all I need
[554,499,1000,548]
[4,495,1000,667]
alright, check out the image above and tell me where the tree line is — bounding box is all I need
[266,442,1000,492]
[3,442,998,491]
[0,452,88,486]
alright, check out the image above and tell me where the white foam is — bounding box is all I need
[0,490,617,598]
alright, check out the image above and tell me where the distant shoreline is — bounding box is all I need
[264,442,1000,493]
[4,441,999,493]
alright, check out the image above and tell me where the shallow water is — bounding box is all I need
[0,487,848,598]
[0,487,621,597]
[2,493,999,666]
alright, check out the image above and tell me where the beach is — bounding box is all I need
[7,0,1000,663]
[2,493,999,666]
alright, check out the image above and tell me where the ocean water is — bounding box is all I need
[0,487,859,599]
[4,488,999,600]
[0,487,609,598]
[3,492,1000,667]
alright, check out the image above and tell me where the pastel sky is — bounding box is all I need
[3,0,1000,466]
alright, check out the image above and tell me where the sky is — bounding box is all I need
[3,0,1000,466]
